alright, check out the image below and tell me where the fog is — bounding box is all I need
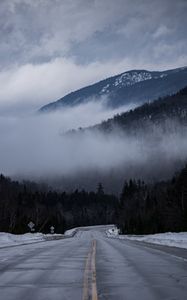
[0,101,135,175]
[0,100,187,192]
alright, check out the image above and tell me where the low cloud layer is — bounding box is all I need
[0,102,186,192]
[0,102,135,175]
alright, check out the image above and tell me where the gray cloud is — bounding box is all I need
[0,0,186,66]
[0,0,186,113]
[0,102,138,176]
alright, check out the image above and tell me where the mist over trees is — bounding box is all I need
[94,86,187,134]
[61,87,187,192]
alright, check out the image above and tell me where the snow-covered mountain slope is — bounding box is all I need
[100,70,160,92]
[39,67,187,112]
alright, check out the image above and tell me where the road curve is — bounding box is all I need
[0,226,187,300]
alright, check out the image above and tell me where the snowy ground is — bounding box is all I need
[0,227,91,248]
[2,227,187,250]
[107,228,187,249]
[0,232,63,248]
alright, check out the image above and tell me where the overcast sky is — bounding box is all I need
[0,0,187,114]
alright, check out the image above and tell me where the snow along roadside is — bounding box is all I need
[106,227,187,250]
[0,227,78,248]
[0,232,63,248]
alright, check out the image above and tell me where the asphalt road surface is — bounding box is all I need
[0,226,187,300]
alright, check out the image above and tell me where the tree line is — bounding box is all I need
[0,164,187,235]
[118,164,187,234]
[0,178,117,234]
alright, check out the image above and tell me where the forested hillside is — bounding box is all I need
[93,86,187,134]
[64,87,187,192]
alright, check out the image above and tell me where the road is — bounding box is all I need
[0,226,187,300]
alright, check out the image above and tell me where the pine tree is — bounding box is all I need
[97,183,104,195]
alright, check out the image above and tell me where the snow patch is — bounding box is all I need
[106,227,120,237]
[114,71,152,87]
[160,73,167,78]
[100,83,110,94]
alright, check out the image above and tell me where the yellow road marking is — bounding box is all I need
[82,250,91,300]
[91,240,98,300]
[82,240,98,300]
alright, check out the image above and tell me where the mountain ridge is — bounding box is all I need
[39,66,187,112]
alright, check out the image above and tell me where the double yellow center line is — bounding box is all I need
[82,240,98,300]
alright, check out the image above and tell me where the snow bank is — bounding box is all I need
[65,225,114,237]
[106,227,119,237]
[64,228,78,237]
[0,232,63,248]
[107,228,187,249]
[124,232,187,249]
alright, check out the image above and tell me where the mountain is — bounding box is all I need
[39,67,187,112]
